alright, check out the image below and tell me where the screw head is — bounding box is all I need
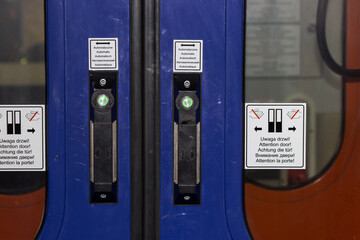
[184,80,191,88]
[99,78,107,86]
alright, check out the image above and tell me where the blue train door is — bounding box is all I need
[38,0,131,239]
[158,0,250,239]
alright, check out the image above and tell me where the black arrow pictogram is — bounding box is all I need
[181,44,195,47]
[288,126,296,132]
[254,126,262,132]
[27,128,35,134]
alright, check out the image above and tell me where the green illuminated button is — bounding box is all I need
[97,94,109,107]
[181,96,194,109]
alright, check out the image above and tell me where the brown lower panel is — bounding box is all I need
[0,187,45,240]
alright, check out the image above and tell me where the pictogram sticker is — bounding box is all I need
[0,105,45,171]
[89,38,118,71]
[245,103,306,169]
[173,40,203,72]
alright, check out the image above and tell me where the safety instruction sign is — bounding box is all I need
[89,38,118,71]
[173,40,203,72]
[0,105,45,171]
[245,103,306,169]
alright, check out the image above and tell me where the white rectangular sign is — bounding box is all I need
[0,105,46,171]
[245,103,306,169]
[173,40,203,72]
[89,38,118,71]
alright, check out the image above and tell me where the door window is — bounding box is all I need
[0,0,46,239]
[244,0,344,188]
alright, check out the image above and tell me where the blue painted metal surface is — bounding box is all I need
[39,0,131,239]
[41,0,247,238]
[160,0,250,239]
[224,1,251,239]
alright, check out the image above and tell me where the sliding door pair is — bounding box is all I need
[38,0,248,239]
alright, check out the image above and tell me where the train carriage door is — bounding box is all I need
[244,0,360,239]
[38,0,132,238]
[159,0,250,239]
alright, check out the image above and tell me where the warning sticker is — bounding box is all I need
[245,103,306,169]
[0,105,45,171]
[89,38,118,71]
[173,40,203,72]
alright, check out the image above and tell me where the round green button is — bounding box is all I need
[97,94,109,107]
[182,96,193,109]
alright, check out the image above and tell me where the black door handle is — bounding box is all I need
[173,73,201,205]
[89,71,117,203]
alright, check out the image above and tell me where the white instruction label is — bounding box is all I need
[245,103,306,169]
[0,105,45,171]
[89,38,118,70]
[174,40,203,72]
